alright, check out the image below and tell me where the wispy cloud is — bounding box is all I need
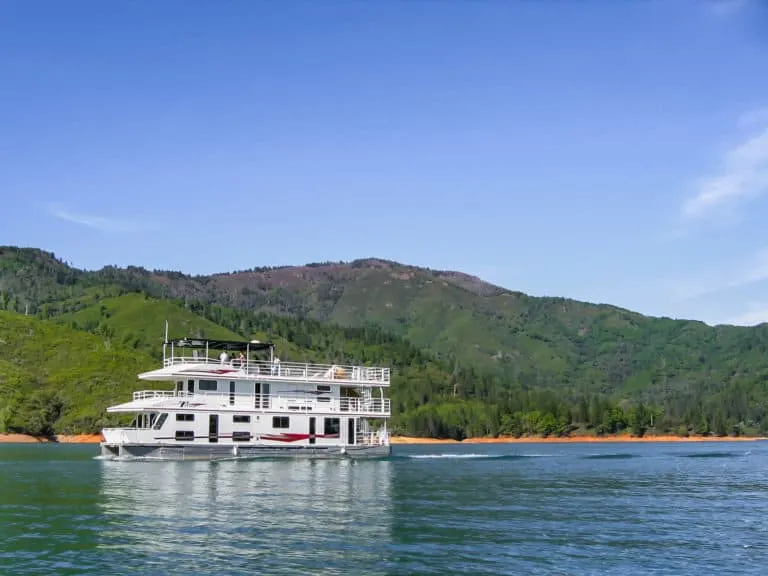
[669,248,768,301]
[681,122,768,220]
[48,204,156,233]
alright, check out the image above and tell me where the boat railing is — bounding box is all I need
[356,430,390,446]
[102,427,157,445]
[130,389,392,415]
[133,390,178,401]
[161,356,390,385]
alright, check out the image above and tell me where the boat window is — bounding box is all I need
[176,413,194,422]
[233,415,250,423]
[232,431,251,442]
[153,413,168,430]
[261,383,271,409]
[199,379,218,391]
[175,430,194,441]
[272,416,289,429]
[317,385,331,392]
[324,418,340,436]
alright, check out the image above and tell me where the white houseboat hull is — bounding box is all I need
[100,442,391,461]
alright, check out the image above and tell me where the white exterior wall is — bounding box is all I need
[103,376,379,447]
[142,410,352,445]
[103,411,360,447]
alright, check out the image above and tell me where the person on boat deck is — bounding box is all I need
[272,356,280,375]
[220,351,229,364]
[238,352,246,367]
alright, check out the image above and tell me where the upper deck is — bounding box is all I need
[141,356,390,386]
[141,336,391,387]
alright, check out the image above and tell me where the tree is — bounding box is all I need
[4,389,65,437]
[630,403,648,437]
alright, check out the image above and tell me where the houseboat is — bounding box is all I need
[100,334,391,460]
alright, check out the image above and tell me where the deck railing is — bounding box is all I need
[161,357,390,385]
[133,390,177,401]
[356,430,390,446]
[102,428,145,445]
[130,389,391,416]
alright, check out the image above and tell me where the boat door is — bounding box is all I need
[347,418,356,445]
[209,414,219,443]
[309,417,316,445]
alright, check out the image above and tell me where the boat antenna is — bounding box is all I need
[163,320,169,365]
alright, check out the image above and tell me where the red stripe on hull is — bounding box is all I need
[261,433,341,442]
[261,433,309,442]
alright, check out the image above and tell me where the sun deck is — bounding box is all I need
[139,356,391,386]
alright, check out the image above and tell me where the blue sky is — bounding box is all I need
[2,0,767,326]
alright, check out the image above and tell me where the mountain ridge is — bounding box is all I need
[0,246,761,386]
[1,246,657,383]
[0,246,622,312]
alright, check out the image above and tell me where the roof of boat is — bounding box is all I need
[168,338,274,352]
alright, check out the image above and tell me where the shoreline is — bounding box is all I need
[1,433,764,445]
[390,434,767,444]
[0,433,103,444]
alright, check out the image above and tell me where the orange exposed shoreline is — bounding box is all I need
[390,434,767,444]
[0,433,764,445]
[0,433,103,444]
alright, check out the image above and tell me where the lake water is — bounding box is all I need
[1,441,767,574]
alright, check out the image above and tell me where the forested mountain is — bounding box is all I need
[2,245,768,439]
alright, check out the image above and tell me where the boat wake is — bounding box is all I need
[582,453,638,460]
[681,451,744,459]
[406,453,548,460]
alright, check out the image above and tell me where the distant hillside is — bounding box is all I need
[3,246,768,386]
[51,291,243,358]
[0,246,664,379]
[3,245,768,438]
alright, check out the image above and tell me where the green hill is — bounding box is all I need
[3,246,768,438]
[4,246,768,392]
[51,292,243,358]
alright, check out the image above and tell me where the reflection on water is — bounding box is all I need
[97,458,394,575]
[4,443,768,575]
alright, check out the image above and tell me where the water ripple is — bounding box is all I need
[2,442,768,574]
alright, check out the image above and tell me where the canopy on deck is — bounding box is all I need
[168,338,274,353]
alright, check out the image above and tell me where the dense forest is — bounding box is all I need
[1,246,768,439]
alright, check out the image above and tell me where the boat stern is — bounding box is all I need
[99,442,121,459]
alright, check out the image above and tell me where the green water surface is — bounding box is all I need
[1,442,766,575]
